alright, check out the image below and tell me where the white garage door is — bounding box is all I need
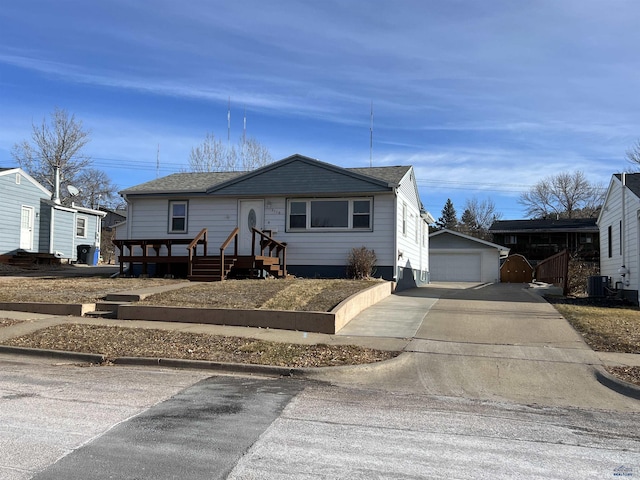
[430,252,482,282]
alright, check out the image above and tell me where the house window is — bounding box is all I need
[402,203,407,236]
[289,201,307,228]
[15,173,21,185]
[169,201,188,233]
[608,225,612,258]
[579,233,593,244]
[287,198,372,230]
[311,200,348,228]
[504,235,517,245]
[76,217,87,238]
[353,200,371,228]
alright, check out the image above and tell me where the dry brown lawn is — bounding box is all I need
[0,273,395,368]
[548,298,640,386]
[0,276,186,304]
[139,278,381,311]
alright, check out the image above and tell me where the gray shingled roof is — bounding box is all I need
[615,173,640,199]
[120,171,245,194]
[121,160,411,196]
[347,166,411,185]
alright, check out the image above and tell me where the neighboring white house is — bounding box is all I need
[597,173,640,304]
[429,229,509,283]
[0,167,105,263]
[117,154,434,287]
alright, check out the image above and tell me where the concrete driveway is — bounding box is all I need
[311,282,639,411]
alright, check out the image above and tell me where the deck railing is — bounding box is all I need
[186,228,208,277]
[251,227,287,277]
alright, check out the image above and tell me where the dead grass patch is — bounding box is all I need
[3,324,398,367]
[0,319,23,328]
[547,297,640,386]
[0,277,187,304]
[549,301,640,354]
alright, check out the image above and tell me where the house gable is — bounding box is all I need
[206,154,394,196]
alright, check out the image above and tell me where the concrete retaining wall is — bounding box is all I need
[0,281,394,334]
[0,302,95,316]
[117,281,393,334]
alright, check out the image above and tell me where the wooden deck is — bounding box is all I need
[113,228,287,281]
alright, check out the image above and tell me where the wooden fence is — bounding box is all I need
[534,249,570,295]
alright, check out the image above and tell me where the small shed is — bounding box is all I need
[429,229,509,282]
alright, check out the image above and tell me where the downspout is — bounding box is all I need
[124,194,132,239]
[393,189,398,284]
[620,173,629,287]
[49,208,55,255]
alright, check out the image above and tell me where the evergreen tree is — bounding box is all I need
[435,198,458,230]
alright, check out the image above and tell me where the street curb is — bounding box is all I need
[594,365,640,400]
[0,345,105,364]
[0,346,306,376]
[0,345,401,378]
[111,356,302,377]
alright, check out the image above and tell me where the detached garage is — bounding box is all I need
[429,229,509,283]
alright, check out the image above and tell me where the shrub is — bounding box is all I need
[347,246,377,279]
[567,257,599,296]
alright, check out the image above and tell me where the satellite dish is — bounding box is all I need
[67,185,80,196]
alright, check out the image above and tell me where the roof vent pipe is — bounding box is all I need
[621,172,626,283]
[52,165,61,205]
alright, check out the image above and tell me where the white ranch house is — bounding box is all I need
[115,154,434,288]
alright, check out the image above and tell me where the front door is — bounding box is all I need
[20,206,34,250]
[239,200,264,254]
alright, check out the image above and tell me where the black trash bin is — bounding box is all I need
[77,244,91,264]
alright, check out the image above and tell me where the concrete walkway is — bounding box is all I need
[309,282,640,411]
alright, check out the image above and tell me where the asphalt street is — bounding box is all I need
[1,356,639,479]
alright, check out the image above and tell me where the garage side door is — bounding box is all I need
[430,252,482,282]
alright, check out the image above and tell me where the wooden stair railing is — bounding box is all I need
[219,227,239,281]
[187,228,208,277]
[251,227,287,278]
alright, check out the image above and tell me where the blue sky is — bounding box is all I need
[1,0,639,219]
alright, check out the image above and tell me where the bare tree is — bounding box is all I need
[12,108,92,204]
[460,197,502,238]
[518,171,602,219]
[188,132,234,172]
[239,136,272,170]
[626,140,640,170]
[74,168,119,209]
[188,132,272,172]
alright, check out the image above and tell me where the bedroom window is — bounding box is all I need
[287,198,372,231]
[76,217,87,238]
[169,200,188,233]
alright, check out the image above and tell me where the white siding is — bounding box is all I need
[124,194,397,266]
[598,176,640,295]
[396,169,428,278]
[0,170,50,254]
